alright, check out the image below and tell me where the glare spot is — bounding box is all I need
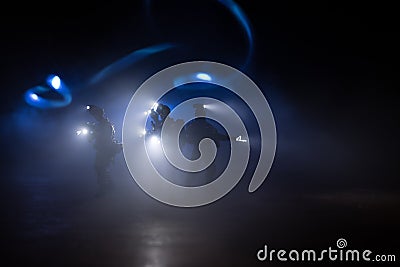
[50,75,61,90]
[86,105,91,110]
[150,135,160,145]
[82,128,89,135]
[24,75,71,108]
[30,93,39,101]
[152,102,159,111]
[196,73,212,81]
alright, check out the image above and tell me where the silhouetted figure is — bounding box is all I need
[86,105,122,195]
[149,103,171,136]
[184,104,229,182]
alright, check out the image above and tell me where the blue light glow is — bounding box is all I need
[145,1,253,69]
[218,0,254,69]
[145,0,254,69]
[196,73,212,81]
[90,43,177,84]
[24,74,72,109]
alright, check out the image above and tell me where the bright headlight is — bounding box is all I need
[150,135,160,145]
[76,127,89,136]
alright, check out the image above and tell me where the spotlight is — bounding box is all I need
[30,93,39,101]
[76,127,89,136]
[86,105,91,110]
[24,73,71,109]
[150,135,160,145]
[50,75,61,90]
[196,73,212,81]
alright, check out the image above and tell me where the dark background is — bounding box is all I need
[0,1,399,266]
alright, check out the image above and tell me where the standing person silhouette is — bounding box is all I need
[183,104,229,183]
[149,103,171,136]
[86,105,122,196]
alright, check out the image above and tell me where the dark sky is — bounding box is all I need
[0,1,399,266]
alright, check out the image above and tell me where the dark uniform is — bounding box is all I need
[86,105,122,194]
[184,104,229,182]
[149,103,171,136]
